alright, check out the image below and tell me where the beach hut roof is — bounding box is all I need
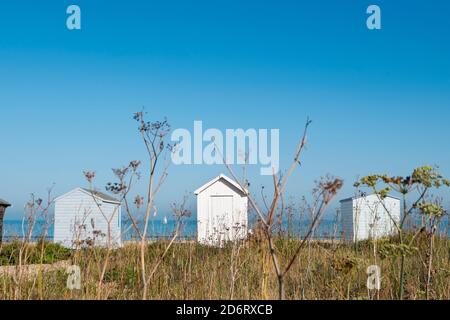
[55,187,121,204]
[339,194,401,203]
[0,199,11,207]
[194,174,248,196]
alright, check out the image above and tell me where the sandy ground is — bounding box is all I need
[0,260,70,277]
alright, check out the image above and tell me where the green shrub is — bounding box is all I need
[0,241,72,266]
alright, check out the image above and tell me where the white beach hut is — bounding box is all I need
[54,188,122,248]
[195,174,248,246]
[340,194,400,242]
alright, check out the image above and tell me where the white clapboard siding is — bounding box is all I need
[195,174,248,246]
[54,188,122,248]
[340,194,400,242]
[340,199,354,241]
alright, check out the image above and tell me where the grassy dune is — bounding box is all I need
[0,233,448,300]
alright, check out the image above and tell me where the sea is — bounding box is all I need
[1,218,341,242]
[2,216,448,242]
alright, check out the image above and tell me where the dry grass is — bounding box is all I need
[0,233,448,300]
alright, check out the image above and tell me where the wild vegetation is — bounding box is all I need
[0,231,448,300]
[0,241,71,266]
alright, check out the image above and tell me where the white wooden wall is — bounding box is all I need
[197,179,248,246]
[341,195,400,242]
[54,189,122,248]
[340,199,354,242]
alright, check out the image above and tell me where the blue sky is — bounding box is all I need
[1,1,450,219]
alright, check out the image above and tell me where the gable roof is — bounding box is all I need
[55,188,121,204]
[340,194,401,203]
[0,199,11,207]
[194,174,248,196]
